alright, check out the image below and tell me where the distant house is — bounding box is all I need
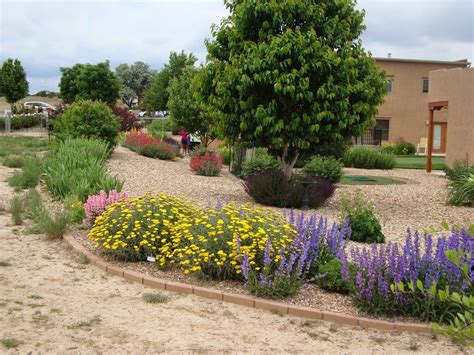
[371,57,470,154]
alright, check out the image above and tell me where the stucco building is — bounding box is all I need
[373,57,470,154]
[427,67,474,166]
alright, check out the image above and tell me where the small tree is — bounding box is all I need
[200,0,387,179]
[59,61,120,104]
[143,50,197,111]
[115,61,155,107]
[168,66,215,146]
[0,58,29,110]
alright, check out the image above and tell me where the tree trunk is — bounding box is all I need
[278,144,299,181]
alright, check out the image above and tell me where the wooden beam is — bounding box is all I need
[426,109,434,173]
[428,101,449,110]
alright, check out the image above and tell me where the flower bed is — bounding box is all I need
[123,130,176,160]
[190,149,223,176]
[86,191,473,328]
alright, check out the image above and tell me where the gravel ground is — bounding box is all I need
[108,146,473,244]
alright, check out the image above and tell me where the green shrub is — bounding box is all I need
[22,189,44,222]
[3,155,24,168]
[147,118,176,137]
[0,114,41,130]
[315,259,351,293]
[241,148,280,178]
[445,160,474,206]
[339,190,385,243]
[142,292,168,304]
[7,156,42,191]
[10,196,24,225]
[394,141,416,155]
[219,146,231,166]
[43,138,123,201]
[303,156,343,183]
[380,143,396,155]
[343,146,395,169]
[53,100,120,147]
[37,208,70,239]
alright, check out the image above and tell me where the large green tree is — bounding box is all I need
[143,50,197,111]
[0,58,29,110]
[59,61,120,104]
[168,66,215,146]
[199,0,387,178]
[115,61,155,107]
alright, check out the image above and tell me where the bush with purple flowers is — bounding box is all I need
[241,211,351,299]
[338,226,474,322]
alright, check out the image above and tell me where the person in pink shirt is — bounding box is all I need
[179,130,189,156]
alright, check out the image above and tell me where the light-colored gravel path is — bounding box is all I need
[108,147,473,244]
[0,167,462,353]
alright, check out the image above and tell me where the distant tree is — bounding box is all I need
[59,64,83,103]
[200,0,387,179]
[168,66,215,146]
[118,85,136,108]
[59,61,120,104]
[115,61,154,107]
[143,50,197,111]
[0,58,29,110]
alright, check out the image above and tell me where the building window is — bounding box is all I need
[422,78,429,93]
[376,119,390,141]
[386,78,393,93]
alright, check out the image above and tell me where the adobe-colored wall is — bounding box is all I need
[375,59,467,146]
[429,68,474,166]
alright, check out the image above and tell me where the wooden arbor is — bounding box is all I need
[426,101,448,172]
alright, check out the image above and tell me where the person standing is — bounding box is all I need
[179,130,189,156]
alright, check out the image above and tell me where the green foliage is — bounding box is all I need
[65,195,86,224]
[395,141,416,155]
[246,268,302,299]
[315,259,351,293]
[7,156,42,191]
[3,155,24,168]
[198,1,386,178]
[445,160,474,206]
[0,114,41,130]
[0,136,48,158]
[142,292,168,304]
[339,190,385,243]
[147,119,176,136]
[59,61,120,104]
[381,143,396,155]
[0,58,29,108]
[22,189,44,222]
[219,146,231,166]
[53,100,120,147]
[241,148,281,178]
[43,138,123,201]
[115,61,155,107]
[342,146,396,169]
[10,195,24,225]
[37,208,70,240]
[143,51,197,111]
[304,155,343,183]
[168,66,215,146]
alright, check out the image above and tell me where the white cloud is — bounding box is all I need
[0,0,472,93]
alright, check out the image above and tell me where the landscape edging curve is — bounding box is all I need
[63,234,431,334]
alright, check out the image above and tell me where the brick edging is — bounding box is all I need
[63,234,431,333]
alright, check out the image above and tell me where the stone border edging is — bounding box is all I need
[63,234,431,334]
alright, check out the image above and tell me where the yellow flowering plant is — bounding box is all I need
[88,193,198,261]
[172,203,296,280]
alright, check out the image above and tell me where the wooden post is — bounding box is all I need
[426,108,434,173]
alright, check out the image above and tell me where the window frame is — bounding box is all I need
[422,78,429,93]
[375,118,390,141]
[385,76,394,94]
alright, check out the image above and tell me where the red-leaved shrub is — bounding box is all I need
[190,150,222,176]
[124,130,175,160]
[110,105,143,131]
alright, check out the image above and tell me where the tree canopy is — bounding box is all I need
[143,50,197,111]
[199,0,387,178]
[59,61,120,104]
[168,66,215,146]
[0,58,29,109]
[115,61,155,107]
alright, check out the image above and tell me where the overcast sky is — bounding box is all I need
[1,0,472,93]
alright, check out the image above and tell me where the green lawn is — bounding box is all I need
[340,175,406,185]
[0,136,49,159]
[394,155,445,170]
